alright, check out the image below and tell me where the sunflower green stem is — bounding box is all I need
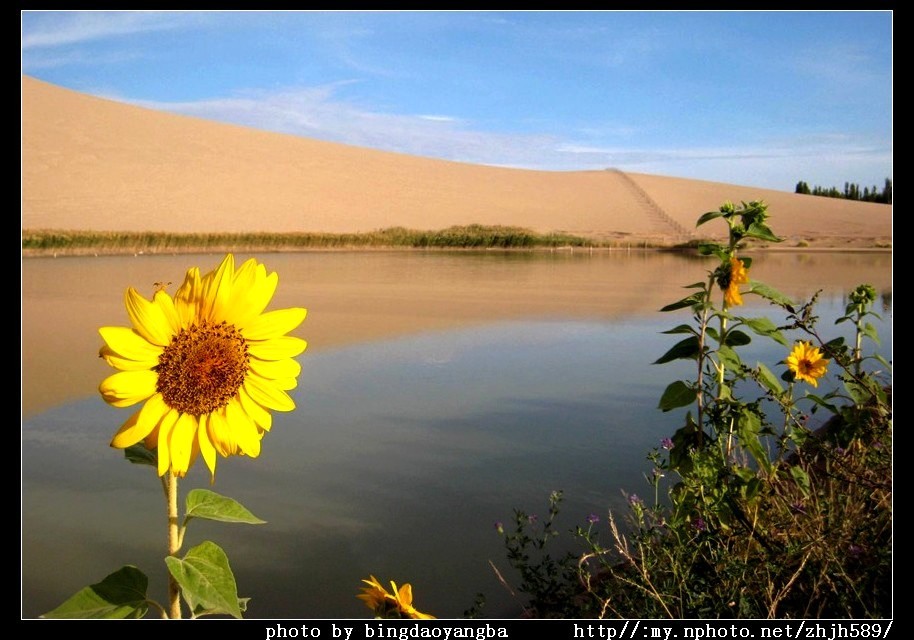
[166,471,182,619]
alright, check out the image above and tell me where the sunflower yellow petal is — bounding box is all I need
[242,307,308,340]
[99,370,158,408]
[272,377,298,391]
[226,399,262,458]
[238,386,272,432]
[153,290,183,335]
[108,408,141,450]
[243,307,307,341]
[207,408,238,457]
[226,261,279,327]
[202,254,235,323]
[99,326,164,361]
[156,410,181,476]
[174,266,202,326]
[248,356,302,380]
[125,288,175,347]
[168,413,198,477]
[248,336,308,360]
[110,393,169,448]
[244,375,296,412]
[99,345,161,372]
[197,414,218,481]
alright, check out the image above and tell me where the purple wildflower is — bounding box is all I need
[494,521,504,535]
[660,437,674,450]
[587,513,600,525]
[527,514,538,525]
[628,494,643,507]
[692,516,707,532]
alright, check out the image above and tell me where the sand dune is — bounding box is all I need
[22,75,891,248]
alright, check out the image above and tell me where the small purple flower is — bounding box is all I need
[848,544,863,558]
[660,437,674,450]
[692,516,707,532]
[527,514,538,524]
[587,513,600,525]
[835,447,846,456]
[628,494,643,507]
[494,521,504,535]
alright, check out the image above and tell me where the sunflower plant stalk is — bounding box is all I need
[41,254,307,619]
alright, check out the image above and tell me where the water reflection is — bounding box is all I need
[21,251,892,619]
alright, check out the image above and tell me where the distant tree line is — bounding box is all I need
[795,178,892,204]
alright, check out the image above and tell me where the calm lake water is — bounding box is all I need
[21,250,892,619]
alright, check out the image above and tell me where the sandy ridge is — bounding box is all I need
[22,75,891,249]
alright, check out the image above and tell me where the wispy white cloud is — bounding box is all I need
[21,11,203,49]
[21,48,143,70]
[113,83,890,189]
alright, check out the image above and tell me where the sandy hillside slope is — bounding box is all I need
[22,75,891,248]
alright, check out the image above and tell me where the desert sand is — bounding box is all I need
[22,75,891,248]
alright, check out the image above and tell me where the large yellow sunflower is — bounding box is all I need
[785,341,829,387]
[98,254,307,480]
[722,256,749,307]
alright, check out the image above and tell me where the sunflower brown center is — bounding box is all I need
[156,320,249,416]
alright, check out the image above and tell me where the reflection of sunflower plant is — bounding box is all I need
[358,575,436,619]
[42,254,306,620]
[99,253,307,480]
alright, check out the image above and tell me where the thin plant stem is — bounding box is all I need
[166,471,182,619]
[695,274,716,449]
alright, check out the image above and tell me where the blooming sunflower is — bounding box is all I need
[98,254,307,480]
[357,575,435,619]
[722,257,749,307]
[785,341,829,387]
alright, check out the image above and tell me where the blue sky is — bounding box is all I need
[21,10,893,192]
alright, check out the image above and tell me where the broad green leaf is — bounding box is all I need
[737,409,771,473]
[862,322,881,345]
[658,380,696,412]
[185,489,267,525]
[697,243,728,260]
[744,222,782,243]
[804,393,839,414]
[756,362,784,394]
[654,336,702,364]
[741,317,789,346]
[747,281,793,306]
[843,380,874,406]
[661,324,698,336]
[789,466,811,499]
[41,566,149,619]
[165,541,243,619]
[717,345,741,371]
[660,292,705,312]
[124,444,157,467]
[724,330,751,347]
[684,281,708,289]
[696,210,725,227]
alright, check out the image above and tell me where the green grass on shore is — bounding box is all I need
[22,225,633,255]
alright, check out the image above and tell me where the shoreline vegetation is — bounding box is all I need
[21,225,892,257]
